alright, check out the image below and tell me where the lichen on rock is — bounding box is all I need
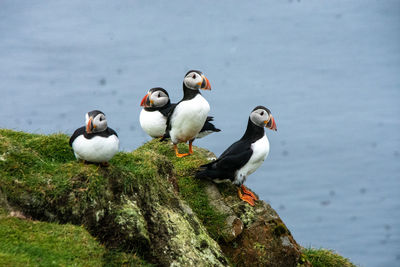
[0,129,359,266]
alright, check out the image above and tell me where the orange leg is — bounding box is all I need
[238,187,255,206]
[174,144,189,158]
[188,140,194,154]
[241,185,258,200]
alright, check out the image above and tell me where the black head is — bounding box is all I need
[87,110,104,118]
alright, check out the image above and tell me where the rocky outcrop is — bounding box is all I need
[204,183,309,267]
[0,129,309,266]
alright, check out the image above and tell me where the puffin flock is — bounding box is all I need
[70,70,277,206]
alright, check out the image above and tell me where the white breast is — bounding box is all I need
[169,94,210,144]
[235,135,270,185]
[72,134,119,162]
[139,109,167,138]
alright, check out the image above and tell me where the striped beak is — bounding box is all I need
[86,117,93,133]
[200,75,211,90]
[140,92,151,107]
[265,115,277,131]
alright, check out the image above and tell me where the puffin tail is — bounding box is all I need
[195,169,225,182]
[200,121,221,134]
[195,169,212,180]
[195,161,221,181]
[206,116,214,122]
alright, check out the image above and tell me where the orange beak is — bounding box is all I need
[140,92,151,107]
[201,75,211,90]
[266,115,277,131]
[86,117,93,133]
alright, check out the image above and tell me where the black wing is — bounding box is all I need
[161,102,180,141]
[69,127,118,147]
[219,139,252,160]
[69,126,85,146]
[196,139,253,181]
[107,127,118,138]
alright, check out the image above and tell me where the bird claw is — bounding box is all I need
[239,193,255,206]
[176,153,190,158]
[174,144,191,158]
[241,185,258,200]
[238,187,256,206]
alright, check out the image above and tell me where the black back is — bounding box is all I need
[195,118,265,183]
[69,126,118,146]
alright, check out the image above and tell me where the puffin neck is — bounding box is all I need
[83,128,110,139]
[240,118,265,142]
[182,83,200,101]
[144,101,171,112]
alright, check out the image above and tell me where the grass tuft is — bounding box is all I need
[302,248,358,267]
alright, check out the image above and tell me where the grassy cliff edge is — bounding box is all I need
[0,129,356,266]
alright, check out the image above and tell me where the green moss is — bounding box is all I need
[0,207,152,267]
[102,250,153,267]
[0,130,227,265]
[0,129,357,267]
[0,130,161,264]
[177,175,227,239]
[135,139,228,240]
[302,248,357,267]
[1,131,223,238]
[0,215,104,266]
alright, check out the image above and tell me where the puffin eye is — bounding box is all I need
[192,74,196,79]
[158,93,161,97]
[260,111,264,116]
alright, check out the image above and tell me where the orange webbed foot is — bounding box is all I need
[238,187,256,206]
[176,152,190,158]
[241,185,258,200]
[174,144,190,158]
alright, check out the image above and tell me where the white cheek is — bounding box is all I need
[184,78,192,88]
[184,77,201,89]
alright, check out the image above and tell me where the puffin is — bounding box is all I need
[139,87,220,139]
[161,70,212,157]
[69,110,119,166]
[139,87,174,138]
[195,106,277,206]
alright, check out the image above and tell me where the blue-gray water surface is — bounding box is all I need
[0,1,399,266]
